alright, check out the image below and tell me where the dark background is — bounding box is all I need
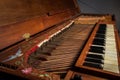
[77,0,120,33]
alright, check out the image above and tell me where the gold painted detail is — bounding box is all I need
[23,33,31,41]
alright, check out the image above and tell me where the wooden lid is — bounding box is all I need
[0,0,80,50]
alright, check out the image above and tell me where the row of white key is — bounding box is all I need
[103,24,119,73]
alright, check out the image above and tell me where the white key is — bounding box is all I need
[104,64,119,73]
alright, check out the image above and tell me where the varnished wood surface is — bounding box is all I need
[0,22,94,79]
[0,21,71,64]
[65,70,106,80]
[0,8,79,50]
[0,21,72,80]
[0,0,77,26]
[0,0,80,50]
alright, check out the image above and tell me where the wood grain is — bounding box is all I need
[0,0,80,50]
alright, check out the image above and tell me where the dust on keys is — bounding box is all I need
[28,24,94,78]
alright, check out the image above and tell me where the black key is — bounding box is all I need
[87,54,104,60]
[83,61,103,69]
[97,30,106,34]
[92,38,105,46]
[95,33,105,39]
[99,24,106,30]
[85,57,104,64]
[96,24,106,34]
[89,46,105,54]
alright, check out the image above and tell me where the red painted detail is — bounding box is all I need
[25,46,38,63]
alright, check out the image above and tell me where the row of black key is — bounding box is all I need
[83,24,106,69]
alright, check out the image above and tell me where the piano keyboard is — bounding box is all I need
[81,24,119,73]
